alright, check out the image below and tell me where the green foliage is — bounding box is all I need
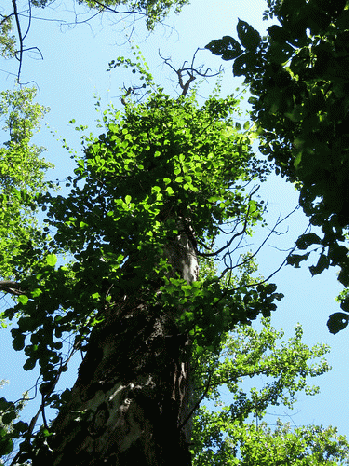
[0,15,15,58]
[191,318,343,465]
[229,422,349,465]
[0,87,53,280]
[205,0,349,332]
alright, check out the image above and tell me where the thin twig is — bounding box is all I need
[198,186,260,258]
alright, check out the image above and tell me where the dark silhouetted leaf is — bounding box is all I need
[1,410,16,425]
[329,245,349,264]
[338,267,349,287]
[0,435,13,456]
[327,312,349,334]
[340,296,349,313]
[309,254,330,275]
[237,19,261,51]
[295,232,322,249]
[268,25,289,42]
[12,330,25,351]
[233,54,248,77]
[205,36,243,60]
[286,252,310,268]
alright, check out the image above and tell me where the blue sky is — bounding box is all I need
[1,0,349,443]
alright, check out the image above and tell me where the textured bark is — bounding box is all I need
[33,225,198,465]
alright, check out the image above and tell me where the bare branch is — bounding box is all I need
[218,206,300,281]
[23,0,31,42]
[159,48,223,96]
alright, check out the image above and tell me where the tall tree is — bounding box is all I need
[0,57,281,464]
[205,0,349,333]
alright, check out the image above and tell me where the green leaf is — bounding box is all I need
[12,421,28,435]
[268,25,289,42]
[0,398,11,412]
[338,268,349,287]
[125,195,132,205]
[46,254,57,267]
[17,295,28,305]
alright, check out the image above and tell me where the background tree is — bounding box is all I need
[0,87,52,283]
[192,318,349,465]
[205,0,349,334]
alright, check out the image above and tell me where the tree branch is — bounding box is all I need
[197,185,260,258]
[0,280,25,296]
[178,372,213,431]
[12,0,23,82]
[159,48,223,96]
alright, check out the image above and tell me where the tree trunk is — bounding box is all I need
[33,223,198,465]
